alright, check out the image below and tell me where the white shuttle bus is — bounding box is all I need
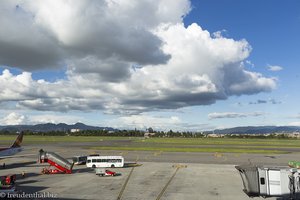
[86,156,124,168]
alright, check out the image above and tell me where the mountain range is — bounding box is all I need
[0,123,115,133]
[0,123,300,134]
[206,126,300,134]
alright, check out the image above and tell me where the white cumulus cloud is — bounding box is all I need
[0,112,28,125]
[267,65,283,71]
[0,0,277,115]
[102,114,212,131]
[288,122,300,126]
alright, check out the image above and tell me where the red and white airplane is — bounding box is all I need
[0,132,23,159]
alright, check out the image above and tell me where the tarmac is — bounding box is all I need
[1,145,299,200]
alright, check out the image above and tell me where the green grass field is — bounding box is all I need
[1,135,299,154]
[0,135,127,143]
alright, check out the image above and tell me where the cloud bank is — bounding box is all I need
[208,112,265,120]
[0,0,276,115]
[249,99,282,105]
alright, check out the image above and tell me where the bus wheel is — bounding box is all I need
[92,165,96,168]
[111,164,115,168]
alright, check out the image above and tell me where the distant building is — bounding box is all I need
[207,133,224,138]
[144,132,156,138]
[70,129,81,133]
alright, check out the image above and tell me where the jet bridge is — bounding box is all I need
[236,165,300,199]
[38,149,74,174]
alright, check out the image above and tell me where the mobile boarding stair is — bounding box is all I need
[38,149,74,174]
[236,165,300,200]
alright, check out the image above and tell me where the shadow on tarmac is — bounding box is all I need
[16,172,41,180]
[72,167,94,173]
[1,161,37,169]
[123,162,142,168]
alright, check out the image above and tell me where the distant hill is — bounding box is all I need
[211,126,300,134]
[1,123,300,134]
[0,122,115,133]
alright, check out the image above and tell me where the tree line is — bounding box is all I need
[0,129,297,139]
[0,129,205,137]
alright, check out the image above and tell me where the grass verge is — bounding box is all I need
[0,135,132,144]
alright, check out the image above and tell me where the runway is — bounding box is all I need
[2,144,297,199]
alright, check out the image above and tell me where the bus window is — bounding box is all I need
[92,159,96,162]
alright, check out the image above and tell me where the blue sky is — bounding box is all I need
[185,0,300,70]
[0,0,299,131]
[185,0,300,128]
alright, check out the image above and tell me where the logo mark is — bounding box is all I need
[0,192,6,198]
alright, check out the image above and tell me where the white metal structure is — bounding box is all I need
[72,156,87,165]
[236,165,300,199]
[86,156,124,168]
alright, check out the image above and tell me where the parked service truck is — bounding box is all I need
[236,165,300,199]
[95,168,116,176]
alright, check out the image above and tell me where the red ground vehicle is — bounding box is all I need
[0,174,18,198]
[0,174,16,186]
[95,168,116,176]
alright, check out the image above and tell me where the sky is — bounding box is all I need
[0,0,300,131]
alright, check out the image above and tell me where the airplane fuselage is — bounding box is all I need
[0,147,23,158]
